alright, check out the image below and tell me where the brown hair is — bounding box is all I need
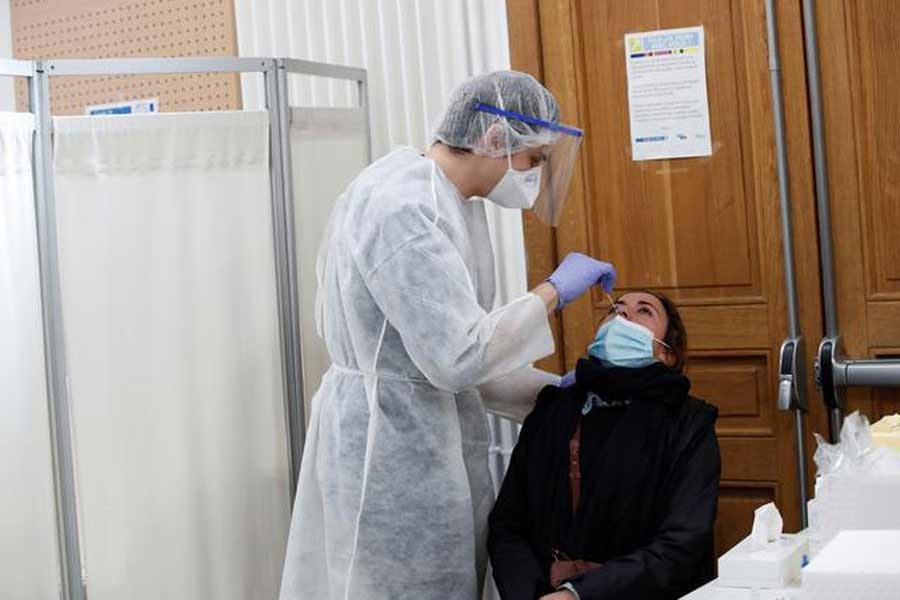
[645,290,688,372]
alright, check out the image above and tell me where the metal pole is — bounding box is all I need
[358,79,374,163]
[801,0,838,339]
[767,2,799,339]
[765,0,808,527]
[280,58,366,82]
[0,58,35,76]
[793,410,808,523]
[275,62,307,495]
[835,359,900,388]
[30,61,87,600]
[828,409,843,444]
[816,337,844,442]
[44,56,276,75]
[802,0,844,442]
[267,58,371,498]
[264,64,304,497]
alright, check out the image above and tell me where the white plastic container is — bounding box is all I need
[810,474,900,554]
[679,580,802,600]
[802,530,900,600]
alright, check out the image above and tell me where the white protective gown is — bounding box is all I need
[279,148,558,600]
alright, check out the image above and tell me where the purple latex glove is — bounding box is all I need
[546,252,617,309]
[560,370,576,388]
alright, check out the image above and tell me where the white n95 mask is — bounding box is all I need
[487,164,542,210]
[588,315,669,368]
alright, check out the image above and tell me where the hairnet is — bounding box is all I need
[433,70,563,158]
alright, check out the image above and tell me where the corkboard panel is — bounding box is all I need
[11,0,243,115]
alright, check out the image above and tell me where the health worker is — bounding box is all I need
[279,70,617,600]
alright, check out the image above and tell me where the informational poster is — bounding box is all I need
[86,98,158,115]
[624,26,712,161]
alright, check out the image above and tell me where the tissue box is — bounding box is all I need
[716,532,808,589]
[803,530,900,600]
[871,414,900,452]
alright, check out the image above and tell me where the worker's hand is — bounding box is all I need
[560,369,576,387]
[546,252,617,310]
[539,592,577,600]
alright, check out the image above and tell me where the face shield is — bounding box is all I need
[472,102,583,227]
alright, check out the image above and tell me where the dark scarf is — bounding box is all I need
[573,358,691,407]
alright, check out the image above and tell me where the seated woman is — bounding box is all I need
[488,291,720,600]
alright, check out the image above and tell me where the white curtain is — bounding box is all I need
[51,111,291,600]
[0,112,61,599]
[288,106,369,420]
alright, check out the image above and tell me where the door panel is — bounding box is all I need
[818,0,900,420]
[856,1,900,297]
[690,353,774,436]
[508,0,825,554]
[581,0,759,296]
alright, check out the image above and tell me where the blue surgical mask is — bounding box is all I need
[587,315,669,368]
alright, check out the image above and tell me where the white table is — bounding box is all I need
[680,578,802,599]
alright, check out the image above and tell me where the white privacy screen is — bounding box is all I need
[288,106,369,418]
[0,112,62,599]
[52,111,291,600]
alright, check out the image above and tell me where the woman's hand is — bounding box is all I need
[539,592,576,600]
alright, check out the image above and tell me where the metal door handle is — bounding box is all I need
[816,336,900,390]
[816,336,900,441]
[778,379,793,412]
[778,337,807,412]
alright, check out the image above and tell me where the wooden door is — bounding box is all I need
[816,0,900,420]
[507,0,826,555]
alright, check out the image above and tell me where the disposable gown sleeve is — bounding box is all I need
[478,366,561,423]
[358,215,555,393]
[567,414,721,600]
[488,394,555,599]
